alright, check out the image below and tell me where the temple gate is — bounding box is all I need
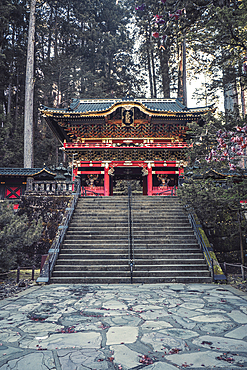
[41,98,212,196]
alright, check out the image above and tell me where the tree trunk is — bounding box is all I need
[223,65,239,116]
[144,24,154,98]
[182,39,187,107]
[223,79,238,114]
[54,6,58,59]
[177,39,187,106]
[159,49,170,98]
[24,0,36,168]
[47,7,53,62]
[147,45,154,98]
[240,77,246,117]
[238,210,245,265]
[157,34,170,98]
[7,82,12,115]
[178,43,183,100]
[15,70,19,125]
[151,48,157,98]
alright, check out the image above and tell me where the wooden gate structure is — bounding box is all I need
[41,98,213,196]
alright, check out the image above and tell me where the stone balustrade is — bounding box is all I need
[25,180,76,195]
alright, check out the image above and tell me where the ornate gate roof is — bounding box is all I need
[41,98,214,144]
[41,97,213,117]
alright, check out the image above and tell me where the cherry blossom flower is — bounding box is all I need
[152,32,160,38]
[135,4,145,11]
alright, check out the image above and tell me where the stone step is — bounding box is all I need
[56,258,206,265]
[66,229,195,235]
[75,204,183,208]
[75,209,184,214]
[75,209,184,213]
[62,243,199,249]
[69,219,189,225]
[60,252,202,258]
[68,225,193,231]
[49,277,211,284]
[50,195,210,284]
[72,215,187,221]
[77,196,179,201]
[68,224,190,230]
[66,230,195,237]
[58,252,204,259]
[77,202,182,205]
[62,242,199,249]
[64,235,197,241]
[71,217,188,223]
[50,276,212,284]
[52,270,211,278]
[74,207,128,210]
[76,202,183,213]
[54,264,209,272]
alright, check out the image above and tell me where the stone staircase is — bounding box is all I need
[50,196,212,284]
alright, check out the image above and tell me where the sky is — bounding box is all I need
[187,75,224,111]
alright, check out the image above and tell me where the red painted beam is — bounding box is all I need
[77,171,104,174]
[64,143,189,149]
[152,171,179,175]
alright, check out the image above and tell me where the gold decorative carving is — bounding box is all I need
[122,107,134,127]
[76,149,186,162]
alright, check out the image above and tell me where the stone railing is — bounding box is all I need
[25,180,75,196]
[37,180,81,283]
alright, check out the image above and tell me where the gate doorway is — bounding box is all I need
[111,167,145,195]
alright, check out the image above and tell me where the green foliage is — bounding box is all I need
[185,111,247,170]
[35,0,140,103]
[186,113,220,167]
[133,0,218,98]
[18,195,71,265]
[187,0,247,107]
[0,0,143,167]
[0,201,42,272]
[1,0,247,167]
[0,115,24,167]
[178,178,247,263]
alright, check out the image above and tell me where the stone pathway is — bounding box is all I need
[0,283,247,369]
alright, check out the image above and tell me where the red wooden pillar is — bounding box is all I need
[73,167,78,181]
[179,167,184,176]
[104,167,110,196]
[147,166,152,196]
[72,167,78,192]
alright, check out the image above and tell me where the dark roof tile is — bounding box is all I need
[0,167,56,176]
[41,98,212,115]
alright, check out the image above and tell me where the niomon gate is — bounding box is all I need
[42,98,211,196]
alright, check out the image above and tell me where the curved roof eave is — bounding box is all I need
[0,167,56,177]
[40,100,214,118]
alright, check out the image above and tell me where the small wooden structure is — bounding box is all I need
[0,167,56,200]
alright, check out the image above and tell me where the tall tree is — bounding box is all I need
[24,0,36,168]
[187,0,247,113]
[133,0,207,101]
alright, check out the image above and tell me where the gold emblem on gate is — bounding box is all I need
[122,107,134,127]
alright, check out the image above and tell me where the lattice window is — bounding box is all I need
[5,186,22,199]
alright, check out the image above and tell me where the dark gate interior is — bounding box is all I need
[112,167,144,195]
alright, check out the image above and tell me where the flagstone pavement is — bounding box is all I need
[0,283,247,370]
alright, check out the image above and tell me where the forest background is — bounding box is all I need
[1,0,247,270]
[1,0,247,168]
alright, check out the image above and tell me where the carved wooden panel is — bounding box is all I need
[77,149,186,162]
[59,121,187,140]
